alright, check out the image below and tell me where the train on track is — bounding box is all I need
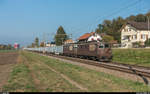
[24,42,113,62]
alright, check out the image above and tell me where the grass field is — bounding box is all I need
[2,51,150,92]
[112,48,150,67]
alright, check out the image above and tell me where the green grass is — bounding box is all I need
[21,52,83,92]
[21,51,150,92]
[112,48,150,67]
[2,56,37,92]
[3,51,82,92]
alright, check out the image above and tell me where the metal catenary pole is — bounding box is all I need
[147,16,150,47]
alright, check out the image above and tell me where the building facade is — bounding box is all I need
[121,21,150,48]
[78,32,102,43]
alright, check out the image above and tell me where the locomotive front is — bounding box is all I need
[97,43,112,61]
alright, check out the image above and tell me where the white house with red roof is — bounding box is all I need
[78,32,102,43]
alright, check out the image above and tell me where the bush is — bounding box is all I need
[145,39,150,47]
[102,35,114,42]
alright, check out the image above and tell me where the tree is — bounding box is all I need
[126,15,136,21]
[145,39,150,47]
[135,14,146,22]
[102,35,114,43]
[31,43,35,47]
[95,28,101,34]
[7,44,12,50]
[146,12,150,17]
[35,37,39,47]
[54,26,68,46]
[95,17,125,43]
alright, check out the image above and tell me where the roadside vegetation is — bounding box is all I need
[112,48,150,67]
[3,51,150,92]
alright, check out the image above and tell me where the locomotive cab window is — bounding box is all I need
[99,44,104,48]
[105,44,110,48]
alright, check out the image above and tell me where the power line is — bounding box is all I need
[92,0,140,27]
[70,0,140,37]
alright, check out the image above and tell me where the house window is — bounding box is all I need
[123,36,129,40]
[141,34,146,39]
[146,35,148,40]
[128,28,131,32]
[99,44,104,48]
[92,38,94,41]
[133,35,137,40]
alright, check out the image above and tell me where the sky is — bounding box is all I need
[0,0,150,47]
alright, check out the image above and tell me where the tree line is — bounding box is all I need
[0,44,14,50]
[95,11,150,43]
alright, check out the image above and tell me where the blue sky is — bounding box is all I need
[0,0,150,46]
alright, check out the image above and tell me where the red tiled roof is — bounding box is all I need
[78,32,95,40]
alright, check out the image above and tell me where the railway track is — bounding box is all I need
[34,51,150,84]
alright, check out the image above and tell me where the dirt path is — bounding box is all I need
[0,52,18,91]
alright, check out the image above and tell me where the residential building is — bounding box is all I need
[46,42,56,47]
[78,32,102,43]
[121,21,150,48]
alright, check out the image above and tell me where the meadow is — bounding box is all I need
[2,51,150,92]
[112,48,150,67]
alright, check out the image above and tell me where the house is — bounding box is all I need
[47,42,56,47]
[121,21,150,48]
[78,32,102,43]
[64,39,75,44]
[45,42,51,47]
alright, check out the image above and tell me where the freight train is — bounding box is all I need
[24,42,112,62]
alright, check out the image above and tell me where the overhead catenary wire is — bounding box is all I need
[70,0,141,40]
[46,0,148,42]
[89,0,140,32]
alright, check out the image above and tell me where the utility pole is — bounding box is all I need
[43,32,46,47]
[147,16,150,40]
[147,16,150,46]
[148,16,149,32]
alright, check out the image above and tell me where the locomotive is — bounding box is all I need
[24,42,112,62]
[63,42,112,61]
